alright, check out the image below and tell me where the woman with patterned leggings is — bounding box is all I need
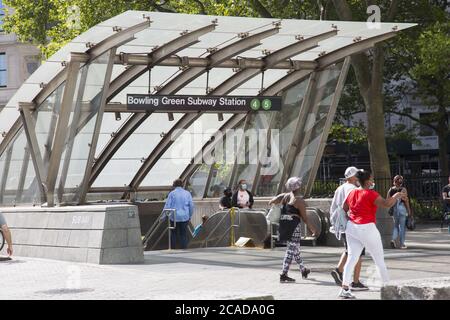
[269,177,318,283]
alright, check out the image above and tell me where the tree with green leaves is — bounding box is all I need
[2,0,256,58]
[3,0,448,187]
[385,21,449,179]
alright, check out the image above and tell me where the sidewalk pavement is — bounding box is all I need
[1,224,449,300]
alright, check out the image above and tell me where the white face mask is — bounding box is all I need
[369,182,375,189]
[241,184,247,190]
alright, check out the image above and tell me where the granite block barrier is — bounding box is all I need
[0,204,144,264]
[381,278,450,300]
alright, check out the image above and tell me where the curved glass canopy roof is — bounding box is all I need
[0,10,415,206]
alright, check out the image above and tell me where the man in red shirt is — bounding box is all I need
[338,170,407,299]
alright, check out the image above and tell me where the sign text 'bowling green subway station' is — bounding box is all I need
[127,94,282,112]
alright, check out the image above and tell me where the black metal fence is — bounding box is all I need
[310,175,448,221]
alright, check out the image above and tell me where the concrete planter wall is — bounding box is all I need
[0,204,144,264]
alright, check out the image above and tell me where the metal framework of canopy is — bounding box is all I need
[0,11,415,206]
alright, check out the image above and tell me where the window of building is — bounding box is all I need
[25,55,40,76]
[0,53,6,87]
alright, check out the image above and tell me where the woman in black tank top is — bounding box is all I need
[269,177,318,283]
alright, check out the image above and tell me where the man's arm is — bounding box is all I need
[1,225,13,256]
[163,192,173,209]
[188,193,194,219]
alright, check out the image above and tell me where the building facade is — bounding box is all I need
[0,2,40,117]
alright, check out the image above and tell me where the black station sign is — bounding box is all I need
[126,94,282,112]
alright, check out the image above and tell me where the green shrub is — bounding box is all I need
[409,198,443,221]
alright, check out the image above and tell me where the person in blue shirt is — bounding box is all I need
[193,215,208,238]
[163,179,194,249]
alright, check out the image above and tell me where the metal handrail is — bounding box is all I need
[165,209,177,250]
[142,208,176,250]
[269,221,279,249]
[203,209,231,248]
[212,207,241,247]
[142,210,167,248]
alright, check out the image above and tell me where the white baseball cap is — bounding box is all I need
[344,166,361,179]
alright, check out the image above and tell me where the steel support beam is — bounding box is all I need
[42,86,64,167]
[0,145,12,203]
[276,72,317,194]
[303,57,351,196]
[15,145,30,203]
[116,54,317,70]
[262,69,312,96]
[34,68,70,108]
[19,102,47,202]
[316,32,397,69]
[288,64,345,187]
[87,20,151,58]
[251,112,278,194]
[45,53,84,207]
[0,118,22,158]
[77,48,117,204]
[56,65,90,203]
[88,186,173,193]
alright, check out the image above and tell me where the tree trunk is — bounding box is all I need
[437,106,449,181]
[332,0,391,194]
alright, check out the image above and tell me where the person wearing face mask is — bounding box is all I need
[338,170,407,299]
[329,167,368,291]
[387,175,412,249]
[219,187,233,210]
[232,179,254,209]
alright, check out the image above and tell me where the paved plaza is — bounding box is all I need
[1,224,450,300]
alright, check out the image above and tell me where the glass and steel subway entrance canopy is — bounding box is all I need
[0,11,415,206]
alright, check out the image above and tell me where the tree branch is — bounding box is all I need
[248,0,273,18]
[331,0,353,20]
[150,0,177,13]
[193,0,207,15]
[387,0,400,21]
[386,109,438,131]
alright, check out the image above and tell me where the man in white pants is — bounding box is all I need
[329,167,368,291]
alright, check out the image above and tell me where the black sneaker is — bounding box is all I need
[390,240,396,249]
[351,281,369,291]
[301,268,311,279]
[331,268,343,286]
[280,273,295,283]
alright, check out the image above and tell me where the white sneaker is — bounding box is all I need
[338,288,356,299]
